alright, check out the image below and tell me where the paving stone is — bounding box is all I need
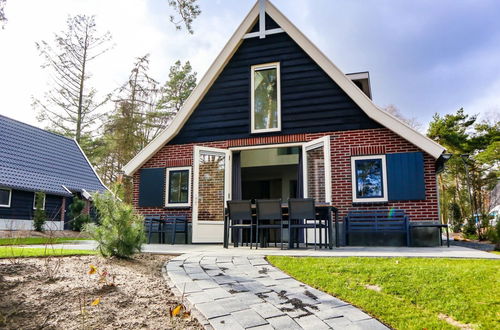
[213,275,237,285]
[186,291,213,305]
[196,301,230,319]
[312,304,344,320]
[220,283,249,294]
[204,287,232,300]
[233,292,266,305]
[176,281,202,294]
[324,316,353,329]
[335,305,371,322]
[195,279,220,289]
[256,277,279,287]
[206,269,225,277]
[240,281,272,294]
[317,296,349,308]
[258,290,288,305]
[189,272,211,280]
[278,302,313,318]
[250,302,285,319]
[266,315,302,330]
[294,314,331,330]
[209,315,245,330]
[246,324,274,330]
[287,292,321,306]
[216,296,249,313]
[232,309,268,328]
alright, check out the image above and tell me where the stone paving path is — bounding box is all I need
[163,254,388,330]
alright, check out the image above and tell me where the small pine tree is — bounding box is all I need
[84,191,145,258]
[33,192,47,232]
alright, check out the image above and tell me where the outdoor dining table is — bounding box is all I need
[223,203,339,249]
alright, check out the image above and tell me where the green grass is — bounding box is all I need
[0,237,89,246]
[491,251,500,255]
[0,246,96,258]
[268,256,500,329]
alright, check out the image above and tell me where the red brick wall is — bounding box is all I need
[132,128,438,222]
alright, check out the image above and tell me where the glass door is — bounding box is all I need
[302,136,332,203]
[192,146,231,243]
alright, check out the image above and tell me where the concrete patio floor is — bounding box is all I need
[33,240,500,259]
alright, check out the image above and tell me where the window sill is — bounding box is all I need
[164,205,191,209]
[352,202,388,207]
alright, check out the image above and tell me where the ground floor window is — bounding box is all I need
[33,192,46,210]
[0,188,11,207]
[351,155,388,203]
[165,167,191,207]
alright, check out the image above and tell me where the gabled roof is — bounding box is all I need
[123,0,445,175]
[0,115,107,196]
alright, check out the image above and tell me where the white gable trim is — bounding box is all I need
[123,0,444,176]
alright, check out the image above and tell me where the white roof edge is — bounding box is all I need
[123,2,260,175]
[73,138,110,193]
[264,1,445,159]
[123,0,444,176]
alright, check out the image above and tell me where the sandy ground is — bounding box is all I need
[0,254,202,330]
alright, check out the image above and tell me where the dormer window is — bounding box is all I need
[251,62,281,133]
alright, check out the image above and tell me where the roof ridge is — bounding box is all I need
[0,114,74,141]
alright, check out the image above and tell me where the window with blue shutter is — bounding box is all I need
[386,152,426,201]
[139,168,166,207]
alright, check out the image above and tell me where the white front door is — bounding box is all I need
[192,146,231,243]
[302,136,332,203]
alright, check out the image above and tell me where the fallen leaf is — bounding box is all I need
[170,304,183,317]
[91,298,100,306]
[182,311,191,319]
[88,265,97,275]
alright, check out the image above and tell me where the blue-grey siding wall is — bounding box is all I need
[170,17,381,144]
[0,189,62,221]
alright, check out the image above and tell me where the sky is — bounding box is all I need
[0,0,499,132]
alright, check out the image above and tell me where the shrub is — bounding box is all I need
[33,192,47,232]
[462,217,477,238]
[84,191,145,258]
[69,196,91,231]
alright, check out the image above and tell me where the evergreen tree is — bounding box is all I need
[33,15,112,144]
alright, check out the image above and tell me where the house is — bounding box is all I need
[123,0,447,245]
[0,114,107,230]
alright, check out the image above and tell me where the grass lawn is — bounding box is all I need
[491,251,500,255]
[268,256,500,330]
[0,237,88,246]
[0,246,96,258]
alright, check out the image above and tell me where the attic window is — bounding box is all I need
[251,62,281,133]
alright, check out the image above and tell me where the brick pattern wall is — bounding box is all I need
[132,128,438,223]
[306,147,326,203]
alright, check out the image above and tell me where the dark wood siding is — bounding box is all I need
[171,17,381,144]
[0,189,62,221]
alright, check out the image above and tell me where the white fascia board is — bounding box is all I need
[265,1,445,159]
[123,0,445,176]
[123,2,261,176]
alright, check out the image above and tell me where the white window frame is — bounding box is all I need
[351,155,388,203]
[165,166,192,207]
[0,188,12,208]
[251,62,281,134]
[33,192,46,210]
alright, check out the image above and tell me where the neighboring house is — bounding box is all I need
[0,115,107,230]
[123,0,447,244]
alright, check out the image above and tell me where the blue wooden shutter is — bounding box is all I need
[386,152,426,201]
[139,168,165,207]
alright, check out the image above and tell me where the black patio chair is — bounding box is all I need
[144,215,163,244]
[163,215,188,244]
[288,198,327,249]
[255,199,284,249]
[227,200,254,248]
